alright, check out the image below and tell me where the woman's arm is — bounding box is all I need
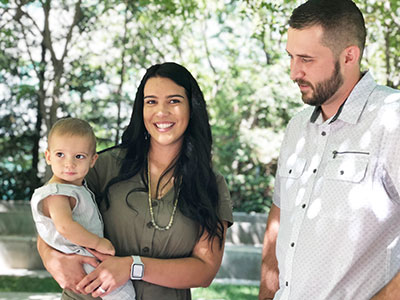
[142,221,228,288]
[37,235,99,293]
[77,221,229,298]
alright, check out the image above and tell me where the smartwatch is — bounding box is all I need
[130,255,144,280]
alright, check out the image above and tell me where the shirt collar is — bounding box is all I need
[309,71,376,124]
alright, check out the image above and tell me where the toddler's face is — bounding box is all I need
[45,134,98,186]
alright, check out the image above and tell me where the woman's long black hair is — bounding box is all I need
[102,62,225,247]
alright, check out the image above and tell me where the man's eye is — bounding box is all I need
[56,152,64,157]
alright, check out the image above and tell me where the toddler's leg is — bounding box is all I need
[101,281,136,300]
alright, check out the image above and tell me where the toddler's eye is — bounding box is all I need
[56,152,64,157]
[76,154,86,159]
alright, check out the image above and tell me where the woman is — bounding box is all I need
[38,62,233,300]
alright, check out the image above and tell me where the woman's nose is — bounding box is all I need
[155,102,170,116]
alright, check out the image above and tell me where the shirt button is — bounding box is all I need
[302,204,306,209]
[286,281,289,287]
[147,221,153,228]
[143,247,150,253]
[321,131,326,136]
[291,242,295,247]
[340,170,345,175]
[313,169,317,173]
[289,169,292,174]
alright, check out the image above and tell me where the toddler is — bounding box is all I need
[31,118,135,299]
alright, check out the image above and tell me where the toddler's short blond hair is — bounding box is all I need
[48,118,97,154]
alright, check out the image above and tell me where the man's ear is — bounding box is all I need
[343,45,361,65]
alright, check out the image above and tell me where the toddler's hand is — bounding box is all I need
[96,238,115,256]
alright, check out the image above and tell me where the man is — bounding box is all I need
[259,0,400,299]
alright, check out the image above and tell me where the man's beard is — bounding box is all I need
[296,61,344,106]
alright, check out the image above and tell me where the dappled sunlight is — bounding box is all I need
[295,136,306,154]
[286,137,306,168]
[348,185,391,221]
[0,245,7,272]
[359,131,372,148]
[307,198,321,219]
[383,93,400,104]
[294,188,305,206]
[380,108,400,132]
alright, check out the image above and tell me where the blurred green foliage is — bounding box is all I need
[0,0,398,212]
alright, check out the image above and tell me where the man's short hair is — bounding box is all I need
[289,0,366,61]
[48,118,97,154]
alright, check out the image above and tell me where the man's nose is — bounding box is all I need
[290,60,305,81]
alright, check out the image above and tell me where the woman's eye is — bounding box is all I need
[170,99,181,104]
[145,99,156,105]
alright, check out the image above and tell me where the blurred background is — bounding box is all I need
[1,0,399,213]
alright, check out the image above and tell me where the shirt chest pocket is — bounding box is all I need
[279,157,307,179]
[278,158,307,211]
[325,156,369,183]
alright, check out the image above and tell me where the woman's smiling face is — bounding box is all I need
[143,76,190,150]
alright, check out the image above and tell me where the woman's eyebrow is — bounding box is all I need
[167,94,185,99]
[144,94,185,99]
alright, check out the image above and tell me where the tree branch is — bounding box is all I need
[61,0,83,62]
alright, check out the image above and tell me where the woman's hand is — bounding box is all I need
[76,249,132,298]
[37,236,99,293]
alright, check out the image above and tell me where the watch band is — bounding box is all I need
[132,255,143,265]
[130,255,144,280]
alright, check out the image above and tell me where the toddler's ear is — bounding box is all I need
[44,149,51,165]
[90,153,99,168]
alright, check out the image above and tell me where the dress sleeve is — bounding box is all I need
[215,172,233,227]
[85,158,102,198]
[86,148,123,198]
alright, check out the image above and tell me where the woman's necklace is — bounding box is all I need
[147,158,179,231]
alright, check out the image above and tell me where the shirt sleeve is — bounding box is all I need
[272,118,296,209]
[381,93,400,205]
[215,172,234,227]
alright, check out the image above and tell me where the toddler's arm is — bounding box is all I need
[43,194,115,255]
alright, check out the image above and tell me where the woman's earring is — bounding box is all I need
[144,131,150,140]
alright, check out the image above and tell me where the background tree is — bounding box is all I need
[0,0,397,212]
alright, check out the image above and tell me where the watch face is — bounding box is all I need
[132,264,144,278]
